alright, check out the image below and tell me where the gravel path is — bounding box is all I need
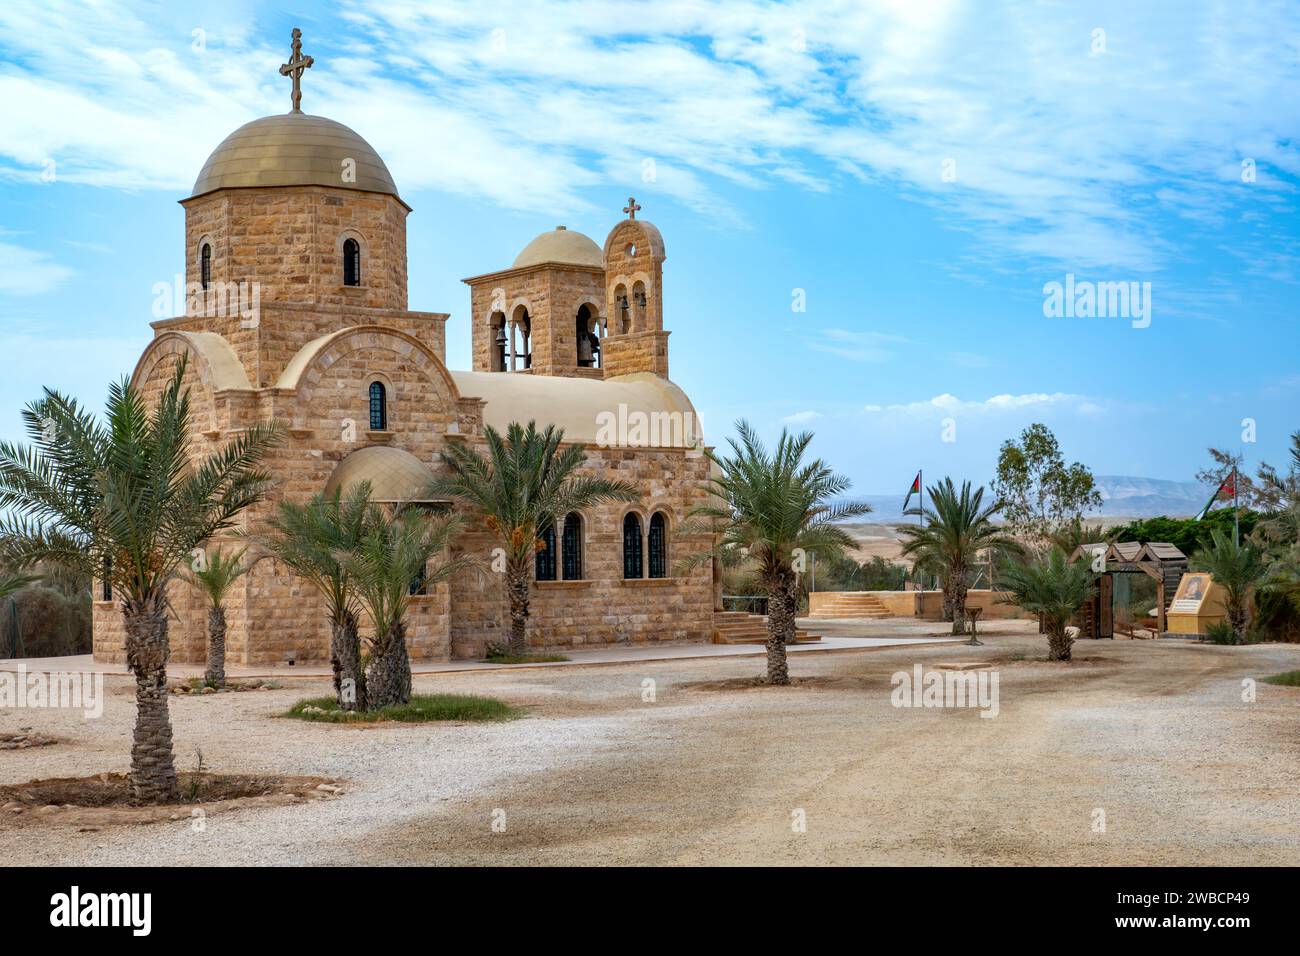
[4,621,1299,866]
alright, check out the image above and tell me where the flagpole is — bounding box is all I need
[1233,464,1239,548]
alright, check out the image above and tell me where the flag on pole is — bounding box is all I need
[903,471,922,511]
[1195,471,1236,521]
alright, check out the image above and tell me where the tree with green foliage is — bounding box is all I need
[993,423,1102,542]
[341,503,465,708]
[1108,510,1259,558]
[899,479,1021,635]
[0,361,277,801]
[997,549,1094,661]
[180,547,249,688]
[688,421,872,683]
[432,421,639,656]
[1191,528,1267,641]
[257,484,373,711]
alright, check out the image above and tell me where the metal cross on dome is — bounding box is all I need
[279,28,314,113]
[623,196,641,220]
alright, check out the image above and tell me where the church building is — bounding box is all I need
[92,30,719,665]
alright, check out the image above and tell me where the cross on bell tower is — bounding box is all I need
[279,27,314,113]
[623,196,641,220]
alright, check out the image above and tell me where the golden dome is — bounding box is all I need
[190,113,403,203]
[512,226,604,269]
[323,446,436,503]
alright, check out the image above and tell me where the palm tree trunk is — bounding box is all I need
[122,596,178,802]
[330,611,366,711]
[367,619,412,709]
[950,579,969,636]
[1046,619,1073,661]
[506,560,530,656]
[1227,596,1248,640]
[204,606,226,687]
[765,577,792,685]
[782,576,800,645]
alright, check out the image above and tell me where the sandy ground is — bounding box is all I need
[4,620,1299,866]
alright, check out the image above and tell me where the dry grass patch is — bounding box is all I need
[0,772,344,827]
[680,675,869,693]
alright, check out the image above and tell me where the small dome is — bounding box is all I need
[512,226,604,269]
[323,446,435,503]
[191,113,402,202]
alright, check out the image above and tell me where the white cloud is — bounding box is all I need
[781,410,822,424]
[0,0,1296,270]
[0,241,72,295]
[810,328,912,363]
[863,392,1093,416]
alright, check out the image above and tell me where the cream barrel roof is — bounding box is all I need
[190,113,403,204]
[323,446,437,502]
[512,226,604,269]
[451,371,703,447]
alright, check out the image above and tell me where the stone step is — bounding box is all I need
[712,612,822,645]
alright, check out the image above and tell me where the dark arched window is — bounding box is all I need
[561,513,583,580]
[535,520,557,581]
[368,381,387,430]
[576,305,599,368]
[101,556,113,602]
[343,237,361,286]
[199,243,211,291]
[409,563,427,596]
[491,313,507,372]
[623,513,643,579]
[648,512,667,579]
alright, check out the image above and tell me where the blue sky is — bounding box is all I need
[1,0,1297,495]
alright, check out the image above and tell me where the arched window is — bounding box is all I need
[614,285,630,335]
[576,305,599,369]
[409,563,427,596]
[561,513,583,580]
[490,312,507,372]
[535,520,557,581]
[512,311,532,370]
[632,281,647,331]
[648,511,668,578]
[343,237,361,286]
[623,513,643,579]
[368,381,387,430]
[199,242,212,291]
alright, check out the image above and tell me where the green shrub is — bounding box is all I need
[284,694,523,723]
[1205,620,1239,645]
[1262,670,1300,687]
[4,585,91,657]
[1254,588,1300,643]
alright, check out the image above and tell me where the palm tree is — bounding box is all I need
[180,546,249,687]
[0,571,38,658]
[432,421,639,656]
[899,478,1020,635]
[256,484,372,711]
[1192,528,1267,640]
[0,571,39,601]
[997,548,1094,661]
[341,503,465,708]
[687,421,871,685]
[0,361,276,801]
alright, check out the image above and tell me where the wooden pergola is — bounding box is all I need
[1068,541,1189,638]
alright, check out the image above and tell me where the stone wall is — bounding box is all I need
[465,263,605,376]
[447,444,714,658]
[181,186,409,315]
[806,590,1032,621]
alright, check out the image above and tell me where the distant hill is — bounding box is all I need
[855,475,1211,523]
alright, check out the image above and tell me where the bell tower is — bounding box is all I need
[601,197,669,379]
